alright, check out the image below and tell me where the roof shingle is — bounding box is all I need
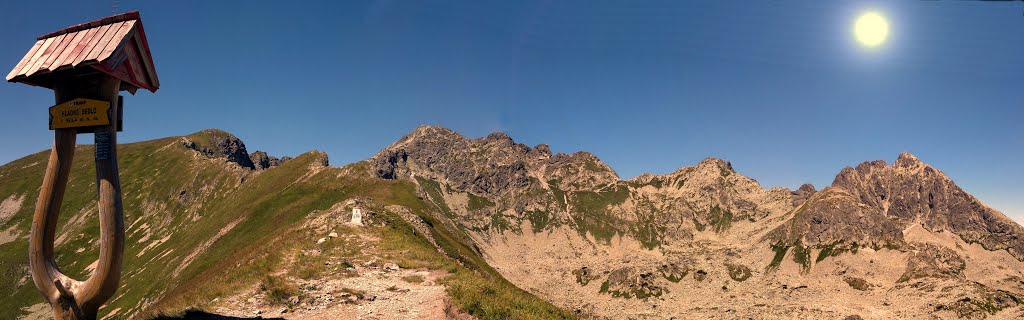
[6,11,159,94]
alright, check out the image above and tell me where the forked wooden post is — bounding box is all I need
[31,76,124,320]
[6,11,159,320]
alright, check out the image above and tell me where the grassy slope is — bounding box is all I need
[0,131,570,320]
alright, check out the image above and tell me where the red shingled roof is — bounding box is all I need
[6,11,159,94]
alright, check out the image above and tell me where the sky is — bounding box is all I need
[1,1,1022,222]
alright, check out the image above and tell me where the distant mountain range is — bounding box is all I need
[1,126,1022,319]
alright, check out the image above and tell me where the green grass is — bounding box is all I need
[568,184,630,244]
[489,214,516,234]
[415,176,453,218]
[583,159,608,173]
[766,243,789,271]
[707,205,733,233]
[467,193,496,211]
[402,275,425,284]
[0,130,574,320]
[525,210,553,233]
[260,275,300,306]
[791,242,811,273]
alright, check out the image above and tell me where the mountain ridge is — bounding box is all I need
[1,126,1023,319]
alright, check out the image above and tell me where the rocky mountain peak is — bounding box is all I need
[796,183,817,193]
[249,151,290,170]
[544,151,620,191]
[774,152,1024,260]
[894,151,924,169]
[481,132,514,144]
[382,125,467,153]
[695,157,735,175]
[369,126,625,197]
[530,144,552,160]
[181,129,256,170]
[790,183,817,207]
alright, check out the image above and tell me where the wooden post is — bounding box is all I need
[29,74,125,320]
[8,11,157,320]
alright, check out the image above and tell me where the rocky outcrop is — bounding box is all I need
[836,153,1024,258]
[249,151,289,170]
[370,126,801,248]
[767,186,905,247]
[369,126,618,199]
[791,183,817,207]
[600,267,666,299]
[640,157,795,229]
[545,152,619,191]
[182,129,256,169]
[899,243,966,282]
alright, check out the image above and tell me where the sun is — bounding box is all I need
[854,11,889,48]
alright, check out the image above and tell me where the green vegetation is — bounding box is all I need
[548,184,567,209]
[663,273,684,283]
[791,242,811,273]
[402,275,425,284]
[707,205,733,233]
[525,210,554,233]
[415,176,453,217]
[0,130,573,320]
[568,185,630,244]
[769,239,873,273]
[632,196,666,249]
[260,275,300,306]
[627,177,664,189]
[583,159,608,172]
[692,217,706,232]
[489,214,516,234]
[766,243,790,271]
[675,178,687,188]
[467,192,496,211]
[659,264,688,283]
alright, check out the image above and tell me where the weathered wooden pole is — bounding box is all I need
[29,76,124,319]
[7,11,159,320]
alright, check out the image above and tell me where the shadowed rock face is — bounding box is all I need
[248,151,289,170]
[791,183,817,207]
[771,152,1024,259]
[183,129,256,169]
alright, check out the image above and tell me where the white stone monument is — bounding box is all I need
[350,205,364,226]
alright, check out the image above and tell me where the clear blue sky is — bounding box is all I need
[1,1,1022,222]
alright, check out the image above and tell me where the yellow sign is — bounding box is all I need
[49,98,110,130]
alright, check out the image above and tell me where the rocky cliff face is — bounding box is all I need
[366,126,1024,319]
[769,152,1024,259]
[249,151,290,170]
[369,126,619,198]
[368,126,794,248]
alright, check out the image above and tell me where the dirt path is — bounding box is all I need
[213,266,451,319]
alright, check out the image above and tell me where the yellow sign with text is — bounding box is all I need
[49,98,110,130]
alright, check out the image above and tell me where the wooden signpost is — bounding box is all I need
[49,98,111,129]
[6,11,159,320]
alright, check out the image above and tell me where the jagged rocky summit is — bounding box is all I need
[180,129,290,170]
